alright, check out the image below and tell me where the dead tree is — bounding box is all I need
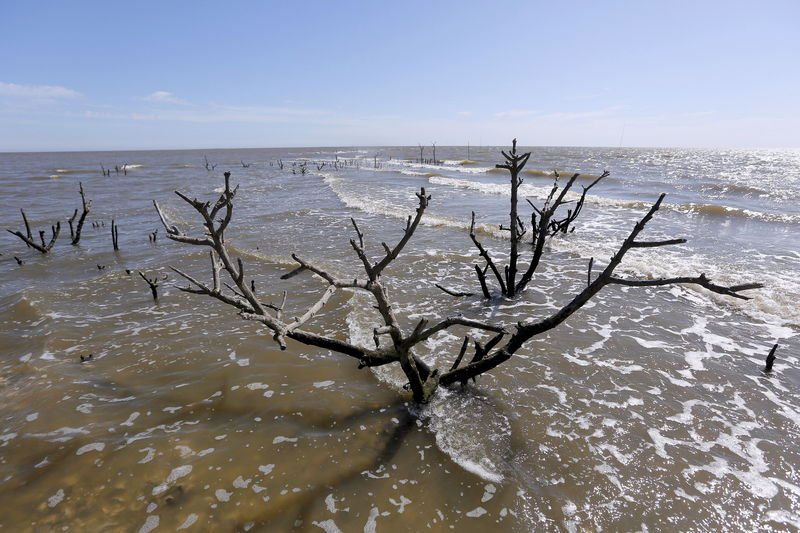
[138,271,167,300]
[154,168,760,403]
[7,209,60,253]
[67,182,91,245]
[448,139,609,298]
[111,219,119,251]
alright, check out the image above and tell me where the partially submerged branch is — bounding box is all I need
[7,209,60,253]
[456,139,610,298]
[439,194,761,386]
[68,182,91,245]
[138,271,167,301]
[155,156,762,404]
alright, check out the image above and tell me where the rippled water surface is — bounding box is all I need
[0,146,798,531]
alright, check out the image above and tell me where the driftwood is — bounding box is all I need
[154,156,761,403]
[67,182,91,245]
[6,209,60,253]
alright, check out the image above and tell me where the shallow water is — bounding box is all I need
[0,146,798,531]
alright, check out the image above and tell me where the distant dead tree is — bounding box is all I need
[441,139,610,298]
[138,271,168,300]
[67,182,91,245]
[418,144,424,164]
[111,219,120,251]
[7,209,60,253]
[153,150,760,403]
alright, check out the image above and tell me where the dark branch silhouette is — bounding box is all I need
[7,209,60,253]
[154,150,761,403]
[67,182,91,245]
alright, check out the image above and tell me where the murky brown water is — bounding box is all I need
[1,147,798,531]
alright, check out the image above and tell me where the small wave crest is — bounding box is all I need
[429,176,800,225]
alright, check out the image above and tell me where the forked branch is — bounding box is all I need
[439,193,762,386]
[7,209,60,253]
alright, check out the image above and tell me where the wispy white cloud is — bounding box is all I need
[493,105,629,122]
[493,109,539,118]
[0,81,81,100]
[82,102,330,124]
[141,91,190,105]
[537,105,629,121]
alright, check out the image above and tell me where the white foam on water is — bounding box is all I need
[233,476,250,489]
[47,488,65,508]
[466,506,487,517]
[389,495,411,513]
[177,514,198,530]
[138,515,159,533]
[325,493,337,513]
[121,412,140,426]
[481,483,496,503]
[363,507,380,533]
[138,447,156,464]
[152,465,192,495]
[215,489,232,502]
[75,442,105,455]
[312,519,344,533]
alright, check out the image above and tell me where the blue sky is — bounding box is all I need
[1,1,798,151]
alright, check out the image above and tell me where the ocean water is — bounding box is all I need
[0,145,798,531]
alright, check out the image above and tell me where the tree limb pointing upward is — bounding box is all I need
[155,150,762,403]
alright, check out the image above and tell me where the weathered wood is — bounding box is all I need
[439,193,762,386]
[111,219,119,250]
[138,271,166,300]
[7,209,60,253]
[68,182,91,245]
[764,344,778,372]
[156,155,763,404]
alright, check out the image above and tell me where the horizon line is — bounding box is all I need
[3,143,799,155]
